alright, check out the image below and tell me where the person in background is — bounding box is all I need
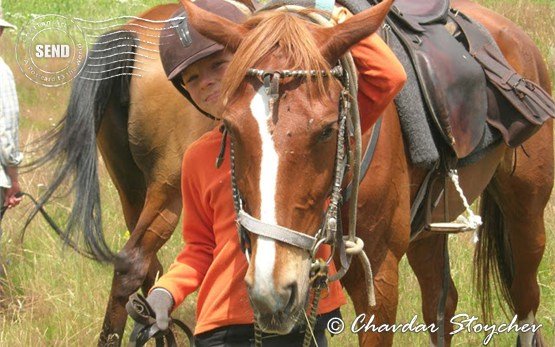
[0,2,23,282]
[0,4,23,212]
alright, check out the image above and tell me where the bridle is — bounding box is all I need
[230,65,348,265]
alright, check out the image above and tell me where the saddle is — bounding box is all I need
[333,0,555,236]
[371,0,555,158]
[381,0,488,158]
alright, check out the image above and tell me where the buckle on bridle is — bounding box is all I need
[309,258,329,288]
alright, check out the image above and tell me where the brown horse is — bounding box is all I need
[178,0,553,346]
[29,0,552,346]
[26,2,245,345]
[27,2,266,344]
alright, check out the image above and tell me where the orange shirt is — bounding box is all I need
[153,33,405,336]
[354,33,407,133]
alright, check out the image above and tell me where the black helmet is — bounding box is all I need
[160,0,249,119]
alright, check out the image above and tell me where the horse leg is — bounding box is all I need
[405,143,506,346]
[406,234,458,346]
[343,249,404,346]
[343,190,410,345]
[142,254,163,295]
[477,124,553,347]
[98,184,181,346]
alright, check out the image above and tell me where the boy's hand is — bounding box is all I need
[4,167,22,208]
[332,6,354,25]
[145,289,174,331]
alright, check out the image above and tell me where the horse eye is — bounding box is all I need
[319,125,335,141]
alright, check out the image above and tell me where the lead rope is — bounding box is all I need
[254,322,263,347]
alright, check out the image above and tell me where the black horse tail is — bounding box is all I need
[473,188,515,322]
[24,30,138,262]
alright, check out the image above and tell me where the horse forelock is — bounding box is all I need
[221,9,333,105]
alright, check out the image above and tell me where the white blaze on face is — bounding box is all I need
[250,86,279,296]
[518,311,536,346]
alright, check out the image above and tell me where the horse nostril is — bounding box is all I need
[284,282,297,313]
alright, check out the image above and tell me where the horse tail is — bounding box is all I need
[473,188,515,321]
[24,30,138,262]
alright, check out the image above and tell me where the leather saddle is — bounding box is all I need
[371,0,554,157]
[382,0,488,159]
[249,0,555,157]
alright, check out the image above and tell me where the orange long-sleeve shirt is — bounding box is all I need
[355,33,407,133]
[153,33,405,336]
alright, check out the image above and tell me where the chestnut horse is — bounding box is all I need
[178,0,553,346]
[30,0,551,346]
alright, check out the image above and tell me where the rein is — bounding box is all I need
[126,293,195,347]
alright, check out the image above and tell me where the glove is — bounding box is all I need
[146,289,174,331]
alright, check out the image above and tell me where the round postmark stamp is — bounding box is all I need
[16,14,87,87]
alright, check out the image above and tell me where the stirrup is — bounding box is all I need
[428,221,474,234]
[428,170,482,235]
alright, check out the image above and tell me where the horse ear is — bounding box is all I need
[179,0,248,52]
[317,0,393,63]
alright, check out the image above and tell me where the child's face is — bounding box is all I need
[181,50,233,117]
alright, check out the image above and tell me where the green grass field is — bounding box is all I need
[0,0,554,345]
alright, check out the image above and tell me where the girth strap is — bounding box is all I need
[237,210,318,251]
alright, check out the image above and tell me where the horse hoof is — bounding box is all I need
[516,332,540,347]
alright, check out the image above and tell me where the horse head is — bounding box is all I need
[181,0,392,334]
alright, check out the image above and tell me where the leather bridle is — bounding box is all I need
[228,65,348,266]
[223,64,351,347]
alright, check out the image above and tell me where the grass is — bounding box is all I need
[0,0,554,346]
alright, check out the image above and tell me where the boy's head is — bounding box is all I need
[180,49,233,117]
[160,0,249,118]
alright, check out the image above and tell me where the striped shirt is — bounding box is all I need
[0,56,23,187]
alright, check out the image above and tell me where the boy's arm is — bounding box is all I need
[352,32,407,125]
[333,6,407,127]
[151,146,216,309]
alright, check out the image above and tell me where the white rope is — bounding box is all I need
[345,237,364,255]
[448,169,482,242]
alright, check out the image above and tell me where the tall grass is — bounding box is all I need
[0,0,553,346]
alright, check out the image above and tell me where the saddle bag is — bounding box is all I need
[451,11,555,147]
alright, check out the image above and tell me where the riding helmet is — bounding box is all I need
[159,0,249,118]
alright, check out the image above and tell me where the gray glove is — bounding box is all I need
[146,289,174,331]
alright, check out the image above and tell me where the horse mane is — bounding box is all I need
[221,9,334,103]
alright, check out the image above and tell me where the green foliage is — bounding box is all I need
[2,0,169,29]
